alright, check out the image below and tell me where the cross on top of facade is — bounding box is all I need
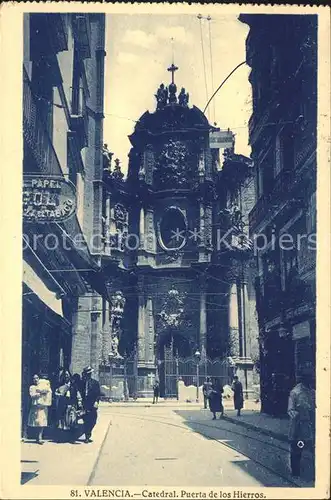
[167,63,178,84]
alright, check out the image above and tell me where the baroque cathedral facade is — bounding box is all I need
[99,68,259,397]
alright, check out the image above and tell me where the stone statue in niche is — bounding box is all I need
[178,87,189,107]
[110,158,124,181]
[111,290,126,316]
[114,203,127,224]
[155,83,168,109]
[198,151,205,176]
[109,291,126,359]
[138,163,145,181]
[103,144,113,172]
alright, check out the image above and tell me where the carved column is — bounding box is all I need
[144,145,154,185]
[198,200,206,264]
[199,279,207,353]
[199,202,205,244]
[90,294,103,380]
[137,277,146,366]
[139,206,145,250]
[104,194,111,253]
[205,204,213,249]
[110,207,116,233]
[241,282,249,359]
[102,298,111,362]
[229,283,240,358]
[237,280,244,358]
[145,295,155,366]
[145,208,156,253]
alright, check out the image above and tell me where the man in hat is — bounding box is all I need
[81,366,101,443]
[287,367,315,477]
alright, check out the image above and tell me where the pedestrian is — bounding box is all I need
[153,380,160,404]
[202,377,213,409]
[28,374,52,444]
[55,371,83,442]
[208,379,224,420]
[81,366,101,444]
[231,375,244,416]
[287,369,315,478]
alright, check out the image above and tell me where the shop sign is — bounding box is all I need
[292,320,310,340]
[209,130,234,149]
[23,176,76,223]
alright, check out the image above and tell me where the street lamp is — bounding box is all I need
[194,349,201,402]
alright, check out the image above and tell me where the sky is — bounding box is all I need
[104,13,252,173]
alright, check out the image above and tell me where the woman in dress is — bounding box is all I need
[208,378,224,420]
[55,371,83,442]
[28,374,52,444]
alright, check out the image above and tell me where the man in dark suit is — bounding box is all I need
[81,366,101,443]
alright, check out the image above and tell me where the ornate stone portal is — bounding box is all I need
[101,62,259,398]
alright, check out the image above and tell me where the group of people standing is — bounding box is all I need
[202,375,244,419]
[27,366,101,445]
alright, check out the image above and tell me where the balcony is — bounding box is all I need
[23,66,62,176]
[249,168,295,231]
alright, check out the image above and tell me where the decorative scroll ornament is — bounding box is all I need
[157,286,186,330]
[156,139,189,187]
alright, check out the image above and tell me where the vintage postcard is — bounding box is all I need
[0,2,330,500]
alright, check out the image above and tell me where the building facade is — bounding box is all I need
[240,14,317,414]
[22,13,107,433]
[99,69,259,398]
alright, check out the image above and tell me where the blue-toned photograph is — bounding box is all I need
[20,9,317,490]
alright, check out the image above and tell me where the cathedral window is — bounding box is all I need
[158,207,187,251]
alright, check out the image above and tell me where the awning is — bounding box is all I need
[23,261,63,317]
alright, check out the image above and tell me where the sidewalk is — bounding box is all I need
[100,398,260,410]
[21,412,111,485]
[222,409,289,443]
[100,399,290,441]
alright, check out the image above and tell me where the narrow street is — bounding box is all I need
[87,406,307,487]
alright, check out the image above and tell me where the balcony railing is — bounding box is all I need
[23,66,63,176]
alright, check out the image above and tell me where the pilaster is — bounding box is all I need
[145,295,155,366]
[101,298,111,362]
[137,276,146,366]
[71,294,92,374]
[229,282,240,357]
[90,293,103,380]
